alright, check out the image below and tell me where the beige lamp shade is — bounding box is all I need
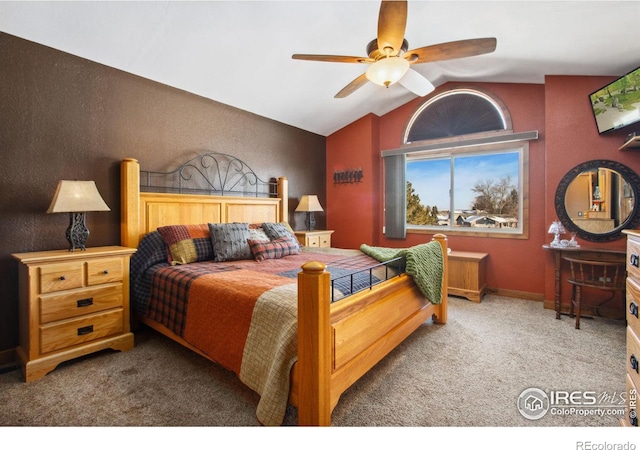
[47,180,111,213]
[295,195,324,212]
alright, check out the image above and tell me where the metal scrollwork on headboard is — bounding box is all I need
[140,152,276,197]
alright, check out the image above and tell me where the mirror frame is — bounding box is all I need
[554,159,640,242]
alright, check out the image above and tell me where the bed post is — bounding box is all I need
[297,261,332,426]
[432,233,448,324]
[121,158,140,248]
[277,176,288,223]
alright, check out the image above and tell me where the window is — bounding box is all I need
[383,87,536,239]
[405,143,527,237]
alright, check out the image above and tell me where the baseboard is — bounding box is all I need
[488,287,545,302]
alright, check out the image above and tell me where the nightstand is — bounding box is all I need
[294,230,334,248]
[12,246,137,382]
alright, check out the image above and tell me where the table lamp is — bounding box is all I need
[548,220,566,248]
[47,180,111,251]
[295,195,323,231]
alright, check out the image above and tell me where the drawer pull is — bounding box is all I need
[631,301,639,319]
[631,253,640,268]
[77,325,94,336]
[102,270,109,274]
[631,354,639,373]
[59,275,66,281]
[77,298,94,308]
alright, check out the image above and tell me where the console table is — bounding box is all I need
[543,244,625,319]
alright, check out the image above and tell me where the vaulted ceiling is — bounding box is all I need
[1,1,639,136]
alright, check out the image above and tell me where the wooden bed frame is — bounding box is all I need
[120,156,448,426]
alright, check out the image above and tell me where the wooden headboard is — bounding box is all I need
[120,156,289,248]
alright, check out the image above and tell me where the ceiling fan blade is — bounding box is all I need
[399,68,435,97]
[404,38,497,64]
[292,54,372,64]
[377,0,407,56]
[335,73,369,98]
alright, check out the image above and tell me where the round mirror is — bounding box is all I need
[555,160,640,242]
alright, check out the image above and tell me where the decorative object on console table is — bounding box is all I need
[47,180,111,251]
[12,246,136,382]
[295,195,324,231]
[548,220,566,247]
[623,230,640,426]
[294,230,334,248]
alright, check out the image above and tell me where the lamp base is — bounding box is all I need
[66,212,89,251]
[305,212,316,231]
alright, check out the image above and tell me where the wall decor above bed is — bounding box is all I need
[121,154,448,426]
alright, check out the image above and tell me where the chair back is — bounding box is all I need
[562,256,626,292]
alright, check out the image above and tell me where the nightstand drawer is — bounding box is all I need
[87,257,124,285]
[40,284,124,324]
[40,309,124,354]
[39,262,84,294]
[307,236,320,247]
[319,235,331,248]
[628,278,640,333]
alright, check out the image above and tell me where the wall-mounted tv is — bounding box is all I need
[589,65,640,134]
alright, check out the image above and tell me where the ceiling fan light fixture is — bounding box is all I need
[366,56,409,88]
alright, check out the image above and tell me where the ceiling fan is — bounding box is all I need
[292,0,497,98]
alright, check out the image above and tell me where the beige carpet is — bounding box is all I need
[0,295,628,428]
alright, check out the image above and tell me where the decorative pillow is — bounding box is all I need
[248,236,300,262]
[208,222,252,262]
[157,224,213,265]
[262,222,300,250]
[248,223,270,242]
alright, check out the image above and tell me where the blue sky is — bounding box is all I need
[406,151,520,211]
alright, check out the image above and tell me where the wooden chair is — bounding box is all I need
[562,256,626,329]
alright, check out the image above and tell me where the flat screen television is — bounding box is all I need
[589,65,640,134]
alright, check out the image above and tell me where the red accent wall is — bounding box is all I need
[544,75,640,304]
[326,114,380,249]
[327,78,640,305]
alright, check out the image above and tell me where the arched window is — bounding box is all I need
[383,87,536,239]
[404,88,511,143]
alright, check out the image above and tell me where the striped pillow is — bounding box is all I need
[248,236,300,262]
[157,224,213,265]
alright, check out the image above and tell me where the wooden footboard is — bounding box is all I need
[293,234,448,426]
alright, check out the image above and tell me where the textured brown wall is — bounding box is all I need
[0,32,326,352]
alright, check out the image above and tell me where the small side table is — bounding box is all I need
[542,244,625,319]
[294,230,334,248]
[12,246,137,382]
[448,251,488,302]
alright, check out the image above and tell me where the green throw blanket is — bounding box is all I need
[360,241,444,304]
